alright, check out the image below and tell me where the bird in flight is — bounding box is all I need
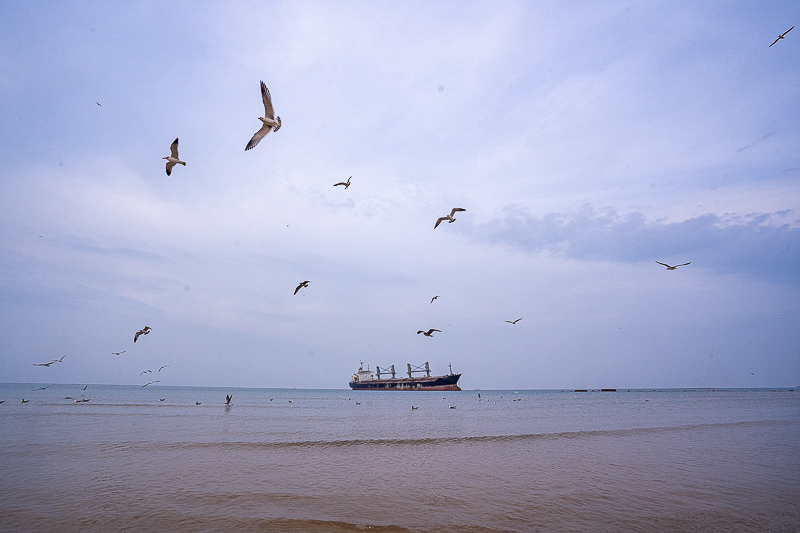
[111,351,126,356]
[333,176,352,189]
[96,102,101,106]
[157,365,169,372]
[294,280,310,295]
[434,208,466,229]
[163,138,186,176]
[142,381,160,388]
[141,369,152,375]
[245,81,281,151]
[655,261,691,270]
[21,399,30,403]
[769,26,794,47]
[134,326,151,343]
[225,394,232,405]
[505,318,523,324]
[83,385,88,390]
[417,329,442,337]
[33,355,67,367]
[430,295,439,304]
[33,384,55,391]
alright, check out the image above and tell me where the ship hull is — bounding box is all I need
[349,373,461,391]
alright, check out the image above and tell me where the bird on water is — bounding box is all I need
[245,81,281,151]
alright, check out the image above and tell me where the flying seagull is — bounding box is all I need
[655,261,691,270]
[163,138,186,176]
[134,326,151,343]
[769,26,794,47]
[333,176,352,189]
[225,394,232,405]
[111,351,126,356]
[157,365,169,372]
[430,295,439,304]
[294,280,310,295]
[245,81,281,151]
[142,380,160,388]
[417,329,442,337]
[141,370,152,375]
[83,385,88,390]
[434,208,466,229]
[33,384,55,391]
[505,318,523,324]
[33,355,66,367]
[96,102,101,106]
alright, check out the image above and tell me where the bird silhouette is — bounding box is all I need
[655,261,691,270]
[505,318,523,324]
[769,26,794,47]
[333,176,351,189]
[134,326,151,343]
[430,295,439,304]
[294,281,310,295]
[245,81,281,150]
[434,208,466,229]
[417,329,441,337]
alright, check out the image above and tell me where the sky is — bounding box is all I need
[1,1,798,390]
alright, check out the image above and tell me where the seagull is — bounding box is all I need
[83,385,88,390]
[21,399,29,403]
[294,280,310,295]
[434,208,466,229]
[163,138,186,176]
[333,176,351,189]
[245,81,281,151]
[655,261,691,270]
[111,351,126,356]
[196,401,201,405]
[96,102,101,106]
[141,369,152,375]
[505,318,523,324]
[159,398,165,402]
[411,405,419,410]
[417,329,441,337]
[134,326,151,343]
[225,394,232,405]
[430,295,439,304]
[769,26,794,47]
[157,365,169,372]
[142,380,160,388]
[33,355,66,367]
[449,405,456,409]
[33,384,55,390]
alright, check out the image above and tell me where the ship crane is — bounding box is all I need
[376,364,396,379]
[407,362,432,378]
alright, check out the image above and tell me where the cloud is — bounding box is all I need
[472,204,800,283]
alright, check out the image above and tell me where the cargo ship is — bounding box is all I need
[349,361,461,391]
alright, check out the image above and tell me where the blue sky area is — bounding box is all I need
[1,1,798,389]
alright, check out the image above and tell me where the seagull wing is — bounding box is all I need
[430,329,442,333]
[434,216,448,229]
[769,37,780,47]
[676,262,691,267]
[294,283,303,295]
[170,138,180,159]
[246,123,271,151]
[449,207,466,217]
[165,161,176,176]
[333,181,347,187]
[655,261,671,268]
[784,26,795,37]
[260,81,275,119]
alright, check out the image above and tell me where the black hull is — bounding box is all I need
[349,373,461,391]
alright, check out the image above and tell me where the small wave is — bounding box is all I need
[99,419,783,452]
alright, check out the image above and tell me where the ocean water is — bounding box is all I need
[0,384,798,532]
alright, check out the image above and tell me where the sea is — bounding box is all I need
[1,384,798,532]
